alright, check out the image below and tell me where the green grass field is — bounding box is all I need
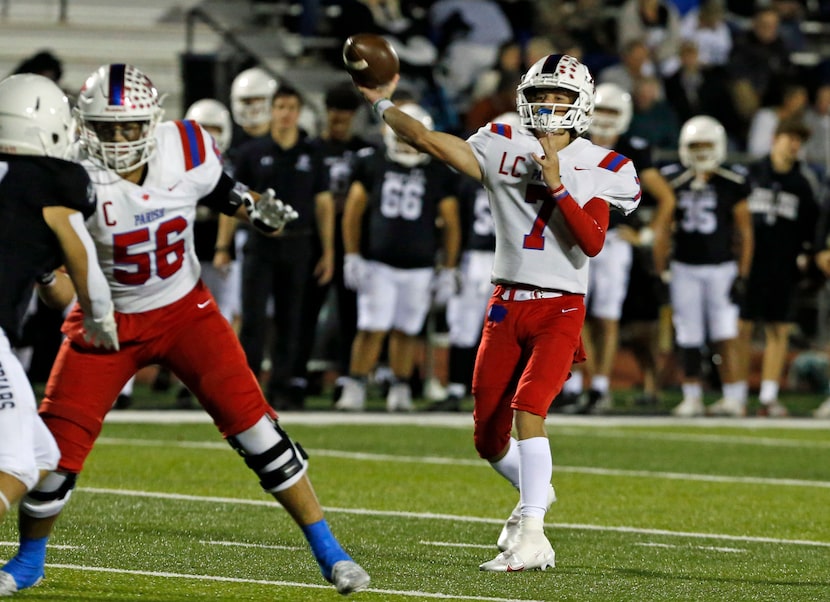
[2,387,829,601]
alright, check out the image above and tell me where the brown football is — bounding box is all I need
[342,34,399,88]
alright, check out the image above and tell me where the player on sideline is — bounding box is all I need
[353,54,640,571]
[0,64,369,597]
[0,73,119,591]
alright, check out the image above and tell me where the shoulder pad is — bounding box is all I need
[173,120,209,171]
[488,122,514,139]
[598,150,632,173]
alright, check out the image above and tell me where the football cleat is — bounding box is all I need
[814,398,830,419]
[334,379,366,412]
[0,569,42,596]
[672,396,705,417]
[498,485,557,552]
[329,560,370,595]
[481,518,555,572]
[706,397,746,417]
[386,382,414,412]
[756,401,789,418]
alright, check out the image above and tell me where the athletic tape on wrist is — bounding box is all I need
[373,98,394,119]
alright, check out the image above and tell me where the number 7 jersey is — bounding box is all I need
[82,120,231,313]
[467,123,641,293]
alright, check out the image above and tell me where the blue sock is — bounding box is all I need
[2,536,48,589]
[301,519,351,580]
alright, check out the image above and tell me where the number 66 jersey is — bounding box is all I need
[467,123,641,293]
[81,120,236,313]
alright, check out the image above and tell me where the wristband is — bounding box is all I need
[36,271,57,286]
[373,98,394,119]
[548,185,568,200]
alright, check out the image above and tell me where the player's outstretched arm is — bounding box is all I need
[43,206,119,350]
[354,76,482,182]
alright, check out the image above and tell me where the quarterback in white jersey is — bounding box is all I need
[354,53,640,573]
[1,64,369,597]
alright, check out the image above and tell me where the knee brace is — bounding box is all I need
[20,471,77,519]
[228,416,308,493]
[680,346,703,379]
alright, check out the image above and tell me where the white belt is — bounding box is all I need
[499,287,564,301]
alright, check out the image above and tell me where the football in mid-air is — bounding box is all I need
[342,34,399,88]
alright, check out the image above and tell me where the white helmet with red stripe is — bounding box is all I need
[516,54,595,134]
[76,63,163,173]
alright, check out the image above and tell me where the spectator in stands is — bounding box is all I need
[616,0,683,76]
[660,116,753,417]
[746,82,809,158]
[771,0,808,52]
[464,70,522,135]
[731,119,819,418]
[429,0,514,111]
[471,40,523,101]
[728,7,797,137]
[599,38,657,94]
[534,0,617,75]
[803,83,830,177]
[662,39,743,148]
[679,0,733,67]
[229,85,335,410]
[524,35,557,69]
[627,75,679,151]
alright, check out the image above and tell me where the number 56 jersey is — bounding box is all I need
[82,120,236,313]
[467,123,641,294]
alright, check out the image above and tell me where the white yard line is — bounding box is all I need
[95,437,830,490]
[199,540,304,551]
[634,542,747,553]
[42,562,546,601]
[103,410,830,430]
[78,487,830,548]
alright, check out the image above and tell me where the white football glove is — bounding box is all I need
[432,267,460,307]
[246,188,299,233]
[83,301,119,351]
[343,253,368,291]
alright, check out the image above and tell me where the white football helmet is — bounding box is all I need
[0,73,74,158]
[230,67,277,128]
[516,54,595,135]
[590,83,632,138]
[185,98,231,153]
[384,103,433,167]
[76,64,163,173]
[679,115,726,173]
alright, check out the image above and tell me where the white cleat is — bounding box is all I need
[706,397,746,417]
[497,484,557,552]
[334,379,366,412]
[672,396,705,417]
[481,519,555,572]
[386,382,414,412]
[814,398,830,419]
[0,571,18,596]
[329,560,370,595]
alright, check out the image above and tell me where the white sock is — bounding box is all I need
[722,381,747,405]
[591,375,609,394]
[490,437,520,490]
[759,380,779,404]
[681,382,702,401]
[518,437,552,520]
[562,371,582,394]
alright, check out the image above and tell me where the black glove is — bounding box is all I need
[729,276,747,306]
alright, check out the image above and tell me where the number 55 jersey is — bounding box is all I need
[467,123,641,293]
[81,120,236,313]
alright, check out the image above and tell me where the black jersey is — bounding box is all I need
[602,135,654,230]
[0,154,95,343]
[352,147,457,269]
[313,135,374,214]
[456,177,495,252]
[662,163,751,265]
[746,157,818,279]
[233,133,330,239]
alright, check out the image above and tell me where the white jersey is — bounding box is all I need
[468,124,640,294]
[83,121,224,313]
